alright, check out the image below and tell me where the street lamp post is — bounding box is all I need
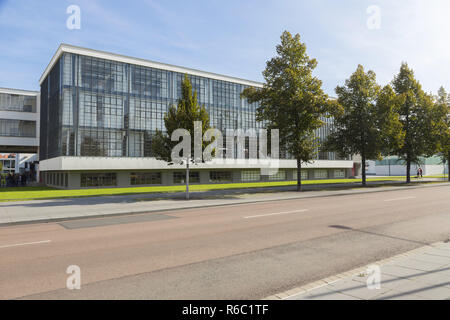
[186,156,190,200]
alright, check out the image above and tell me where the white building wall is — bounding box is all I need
[375,164,447,176]
[39,157,354,172]
[0,88,40,151]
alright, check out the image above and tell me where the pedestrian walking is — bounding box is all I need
[419,167,423,178]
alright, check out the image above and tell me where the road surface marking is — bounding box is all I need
[244,209,309,219]
[384,196,416,202]
[0,240,51,249]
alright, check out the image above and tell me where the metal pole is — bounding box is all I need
[186,157,190,200]
[388,156,391,176]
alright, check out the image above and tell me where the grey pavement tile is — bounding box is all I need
[336,283,391,300]
[378,280,450,300]
[374,290,429,300]
[391,258,443,272]
[425,248,450,258]
[375,277,417,291]
[350,272,404,290]
[407,269,450,288]
[289,286,361,300]
[381,264,425,278]
[412,253,450,265]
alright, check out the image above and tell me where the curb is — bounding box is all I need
[263,241,446,300]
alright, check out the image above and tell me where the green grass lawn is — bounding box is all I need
[424,174,449,179]
[0,176,416,202]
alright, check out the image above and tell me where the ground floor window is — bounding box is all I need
[130,172,162,185]
[334,169,346,178]
[210,171,232,183]
[241,170,260,182]
[314,169,328,179]
[173,171,200,184]
[81,173,117,187]
[292,170,308,180]
[268,170,286,181]
[46,172,67,187]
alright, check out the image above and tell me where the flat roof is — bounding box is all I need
[39,44,264,87]
[0,87,39,96]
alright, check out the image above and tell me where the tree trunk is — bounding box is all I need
[297,158,302,192]
[406,158,411,183]
[361,154,367,186]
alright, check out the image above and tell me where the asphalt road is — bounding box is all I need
[0,184,449,300]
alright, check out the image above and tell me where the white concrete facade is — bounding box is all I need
[39,157,354,172]
[40,157,354,189]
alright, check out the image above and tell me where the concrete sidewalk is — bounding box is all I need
[0,180,448,226]
[268,241,450,300]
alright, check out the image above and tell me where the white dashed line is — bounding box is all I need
[244,209,309,219]
[384,196,416,202]
[0,240,52,249]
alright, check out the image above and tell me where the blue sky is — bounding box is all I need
[0,0,449,96]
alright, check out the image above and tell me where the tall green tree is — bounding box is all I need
[152,74,211,162]
[325,65,403,186]
[435,87,450,181]
[391,63,438,183]
[241,31,331,191]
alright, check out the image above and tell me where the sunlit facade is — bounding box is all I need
[39,44,354,188]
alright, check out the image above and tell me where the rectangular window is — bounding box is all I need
[314,169,328,179]
[130,172,162,185]
[173,171,200,184]
[268,170,286,181]
[0,93,36,113]
[0,119,36,137]
[293,170,308,180]
[241,170,260,182]
[209,171,232,183]
[81,173,117,187]
[334,169,346,178]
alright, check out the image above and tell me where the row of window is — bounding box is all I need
[0,93,36,113]
[77,169,348,187]
[44,172,69,188]
[0,119,36,137]
[81,173,117,187]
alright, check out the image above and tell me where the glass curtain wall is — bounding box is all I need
[40,52,339,161]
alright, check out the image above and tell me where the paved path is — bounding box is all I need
[0,180,447,225]
[0,184,448,299]
[272,241,450,300]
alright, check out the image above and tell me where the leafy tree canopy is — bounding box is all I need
[152,74,211,162]
[241,31,332,191]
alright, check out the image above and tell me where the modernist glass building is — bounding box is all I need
[39,44,354,188]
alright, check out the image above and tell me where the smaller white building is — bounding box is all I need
[0,88,40,154]
[374,156,448,176]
